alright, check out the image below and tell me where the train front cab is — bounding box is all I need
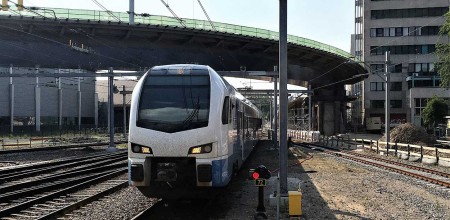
[128,65,235,199]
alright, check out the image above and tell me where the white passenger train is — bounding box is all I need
[128,64,263,199]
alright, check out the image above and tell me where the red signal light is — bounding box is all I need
[252,172,260,180]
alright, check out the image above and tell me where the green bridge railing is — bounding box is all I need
[1,7,355,60]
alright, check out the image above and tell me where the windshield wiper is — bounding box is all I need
[182,105,200,127]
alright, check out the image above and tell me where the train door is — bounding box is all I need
[235,101,244,162]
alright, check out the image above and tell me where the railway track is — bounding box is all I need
[131,201,164,220]
[0,151,129,219]
[0,152,126,183]
[291,141,450,189]
[345,151,450,179]
[0,141,127,154]
[130,198,219,220]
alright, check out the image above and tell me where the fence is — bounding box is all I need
[287,129,320,142]
[0,125,127,151]
[316,135,450,167]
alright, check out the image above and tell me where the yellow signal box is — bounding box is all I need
[288,190,302,216]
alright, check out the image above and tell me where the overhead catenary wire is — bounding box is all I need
[196,0,216,31]
[309,61,348,83]
[160,0,187,28]
[90,0,121,22]
[7,0,48,19]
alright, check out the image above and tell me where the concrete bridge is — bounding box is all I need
[0,7,367,135]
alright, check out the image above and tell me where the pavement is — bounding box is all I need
[208,140,304,219]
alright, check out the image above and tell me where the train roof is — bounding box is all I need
[150,64,210,75]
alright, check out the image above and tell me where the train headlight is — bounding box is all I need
[189,144,212,154]
[131,143,153,154]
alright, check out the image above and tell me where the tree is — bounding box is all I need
[436,12,450,88]
[422,96,448,128]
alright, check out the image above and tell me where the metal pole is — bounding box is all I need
[308,84,312,131]
[123,85,127,139]
[385,51,390,149]
[279,0,288,196]
[35,68,40,132]
[269,99,272,131]
[129,0,135,25]
[78,77,82,130]
[273,75,278,149]
[107,67,116,151]
[9,65,14,133]
[58,71,62,129]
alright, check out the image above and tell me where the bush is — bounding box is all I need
[379,123,436,146]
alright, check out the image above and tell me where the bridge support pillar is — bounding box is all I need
[315,87,346,136]
[317,101,343,136]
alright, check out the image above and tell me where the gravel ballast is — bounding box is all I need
[3,140,449,219]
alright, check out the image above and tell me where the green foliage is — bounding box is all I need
[422,96,448,127]
[380,123,436,146]
[436,12,450,88]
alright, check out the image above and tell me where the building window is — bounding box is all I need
[408,63,437,76]
[390,82,402,91]
[389,27,396,37]
[376,28,383,37]
[395,27,403,36]
[421,26,439,35]
[371,100,385,108]
[370,29,376,37]
[370,64,384,74]
[390,100,402,108]
[393,64,402,73]
[370,64,402,73]
[370,26,439,38]
[414,98,428,116]
[370,45,435,55]
[370,82,384,91]
[371,7,448,19]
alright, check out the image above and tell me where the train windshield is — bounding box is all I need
[137,69,210,133]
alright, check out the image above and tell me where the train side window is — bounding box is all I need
[222,96,230,124]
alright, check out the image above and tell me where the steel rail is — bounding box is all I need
[291,141,450,189]
[36,180,128,219]
[0,168,127,216]
[0,141,127,154]
[306,141,450,178]
[346,151,450,178]
[336,153,450,188]
[131,201,164,220]
[0,161,127,192]
[0,152,126,182]
[0,170,120,202]
[0,151,122,175]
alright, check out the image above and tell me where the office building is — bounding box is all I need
[352,0,450,128]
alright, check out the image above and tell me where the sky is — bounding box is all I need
[23,0,355,52]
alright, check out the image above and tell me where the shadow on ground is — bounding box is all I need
[208,140,336,219]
